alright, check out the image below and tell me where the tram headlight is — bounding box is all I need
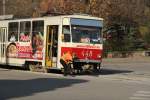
[97,54,102,59]
[72,52,78,59]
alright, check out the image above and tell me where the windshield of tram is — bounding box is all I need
[71,18,103,44]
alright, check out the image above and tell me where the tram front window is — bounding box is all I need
[62,25,71,42]
[72,26,102,44]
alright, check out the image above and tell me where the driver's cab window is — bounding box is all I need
[62,25,71,42]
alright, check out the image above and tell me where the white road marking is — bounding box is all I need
[130,91,150,100]
[138,91,150,94]
[133,94,150,97]
[130,97,150,100]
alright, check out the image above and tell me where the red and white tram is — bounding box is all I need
[0,14,103,72]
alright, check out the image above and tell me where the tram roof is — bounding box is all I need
[0,14,103,22]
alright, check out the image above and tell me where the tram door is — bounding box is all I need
[0,27,7,63]
[46,25,58,68]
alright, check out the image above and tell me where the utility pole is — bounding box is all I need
[3,0,6,15]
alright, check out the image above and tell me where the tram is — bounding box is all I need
[0,14,103,72]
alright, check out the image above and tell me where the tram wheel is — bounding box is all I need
[29,63,48,73]
[29,64,35,72]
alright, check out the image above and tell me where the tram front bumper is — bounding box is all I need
[74,59,101,64]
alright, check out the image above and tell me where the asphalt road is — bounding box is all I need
[0,57,150,100]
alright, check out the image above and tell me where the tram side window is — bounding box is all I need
[20,21,31,42]
[8,22,18,42]
[32,20,44,53]
[62,25,71,42]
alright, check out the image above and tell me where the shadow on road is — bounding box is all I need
[100,68,133,75]
[0,65,26,71]
[0,65,133,77]
[0,78,88,100]
[77,68,134,77]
